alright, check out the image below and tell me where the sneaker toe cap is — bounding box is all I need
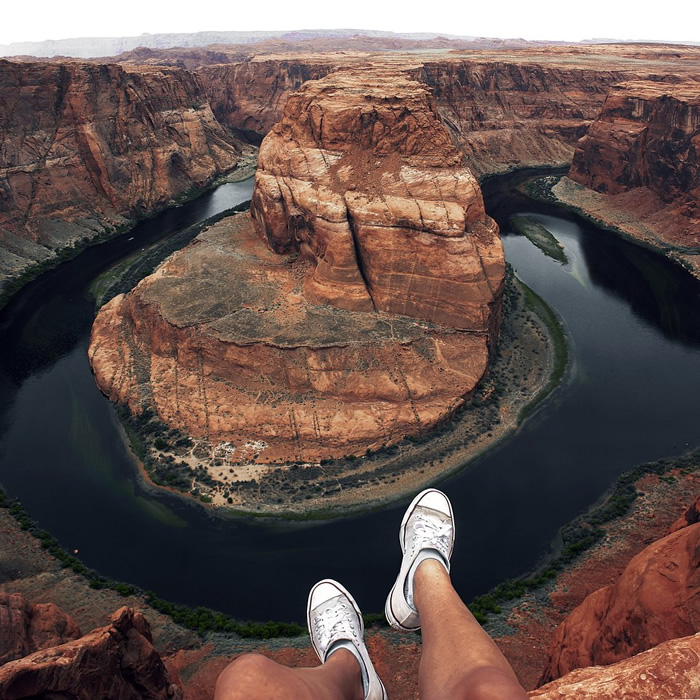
[416,489,451,516]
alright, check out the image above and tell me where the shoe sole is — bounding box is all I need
[385,488,454,632]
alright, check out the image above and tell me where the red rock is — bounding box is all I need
[539,522,700,684]
[0,592,81,665]
[670,494,700,533]
[0,606,180,699]
[0,60,240,283]
[89,65,503,468]
[200,59,335,135]
[568,81,700,251]
[530,633,700,699]
[251,66,504,332]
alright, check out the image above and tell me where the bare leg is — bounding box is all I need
[214,649,363,700]
[414,559,528,700]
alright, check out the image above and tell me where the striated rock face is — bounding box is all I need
[415,60,627,177]
[539,522,700,684]
[531,633,700,699]
[89,66,503,465]
[196,48,700,178]
[0,606,180,699]
[568,81,700,249]
[199,59,335,135]
[0,592,81,665]
[0,60,240,283]
[251,66,503,333]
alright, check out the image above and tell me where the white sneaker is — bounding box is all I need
[307,579,388,700]
[385,488,454,632]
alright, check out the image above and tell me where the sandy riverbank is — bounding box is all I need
[543,176,700,280]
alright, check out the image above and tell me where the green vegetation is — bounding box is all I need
[467,449,699,624]
[0,485,303,639]
[517,281,569,422]
[509,214,568,264]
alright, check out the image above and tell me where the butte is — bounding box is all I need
[89,66,505,465]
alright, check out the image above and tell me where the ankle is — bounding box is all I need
[326,643,366,699]
[414,557,449,607]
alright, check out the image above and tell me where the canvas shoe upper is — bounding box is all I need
[385,488,454,632]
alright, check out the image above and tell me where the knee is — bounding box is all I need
[215,653,276,699]
[462,667,528,700]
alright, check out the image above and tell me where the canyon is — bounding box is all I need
[1,36,699,700]
[2,44,699,288]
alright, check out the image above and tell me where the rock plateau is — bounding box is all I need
[89,66,504,466]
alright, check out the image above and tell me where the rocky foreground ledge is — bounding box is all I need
[89,66,504,470]
[1,472,697,698]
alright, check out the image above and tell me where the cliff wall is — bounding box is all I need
[0,60,241,284]
[250,66,504,334]
[565,80,700,253]
[414,60,629,176]
[540,521,700,683]
[195,50,693,178]
[199,59,335,134]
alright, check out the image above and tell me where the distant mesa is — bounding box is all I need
[89,67,504,465]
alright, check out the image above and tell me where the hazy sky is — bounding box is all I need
[2,0,698,46]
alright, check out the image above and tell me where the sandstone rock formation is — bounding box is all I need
[200,59,335,135]
[89,66,503,466]
[0,60,241,283]
[670,494,700,533]
[0,606,180,699]
[251,66,503,332]
[531,632,700,699]
[539,521,700,684]
[0,591,81,665]
[567,81,700,252]
[195,46,700,177]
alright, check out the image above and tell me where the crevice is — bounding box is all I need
[345,205,377,312]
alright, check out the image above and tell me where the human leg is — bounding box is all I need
[213,649,363,700]
[386,488,527,700]
[214,579,385,700]
[414,559,528,700]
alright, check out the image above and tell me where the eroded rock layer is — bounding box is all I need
[539,521,700,684]
[196,46,700,177]
[90,215,491,463]
[0,592,81,665]
[0,606,180,699]
[531,633,700,700]
[89,67,503,464]
[251,67,503,334]
[567,81,700,251]
[0,60,240,282]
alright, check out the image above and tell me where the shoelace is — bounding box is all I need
[312,601,358,656]
[410,511,452,558]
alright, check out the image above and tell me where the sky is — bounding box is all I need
[2,0,698,47]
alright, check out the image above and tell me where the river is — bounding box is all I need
[0,174,698,623]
